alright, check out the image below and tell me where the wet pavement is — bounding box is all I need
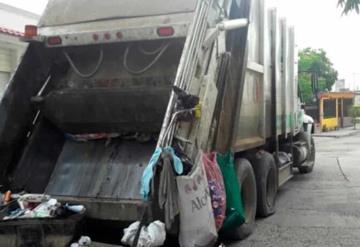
[232,132,360,247]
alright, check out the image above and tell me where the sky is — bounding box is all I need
[0,0,48,15]
[0,0,360,90]
[268,0,360,90]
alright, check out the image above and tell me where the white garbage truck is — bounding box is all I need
[0,0,315,245]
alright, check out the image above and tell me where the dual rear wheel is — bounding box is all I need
[223,132,315,240]
[224,151,278,240]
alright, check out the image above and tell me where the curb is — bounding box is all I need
[313,130,360,138]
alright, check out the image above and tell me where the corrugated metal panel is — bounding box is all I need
[0,48,12,72]
[39,0,197,27]
[0,72,10,94]
[46,139,155,200]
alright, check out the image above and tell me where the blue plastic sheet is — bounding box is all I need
[141,147,183,200]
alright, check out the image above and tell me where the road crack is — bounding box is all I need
[336,157,350,182]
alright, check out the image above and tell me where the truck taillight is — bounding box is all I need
[116,32,123,40]
[93,34,99,41]
[104,33,111,40]
[47,36,62,45]
[24,25,38,38]
[157,27,174,37]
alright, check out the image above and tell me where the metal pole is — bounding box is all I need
[157,0,214,147]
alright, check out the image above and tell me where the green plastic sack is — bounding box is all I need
[216,152,245,231]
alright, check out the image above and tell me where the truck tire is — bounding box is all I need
[297,132,316,174]
[225,158,257,240]
[249,151,278,217]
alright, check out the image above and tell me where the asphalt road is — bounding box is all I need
[232,132,360,247]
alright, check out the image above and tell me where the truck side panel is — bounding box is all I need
[232,0,266,152]
[282,21,299,135]
[289,27,302,134]
[233,3,301,152]
[273,11,283,136]
[264,7,273,139]
[281,19,292,135]
[214,0,251,153]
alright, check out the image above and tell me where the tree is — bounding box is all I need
[298,48,338,104]
[338,0,360,14]
[350,106,360,129]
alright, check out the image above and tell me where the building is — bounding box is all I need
[334,79,346,92]
[0,3,39,95]
[355,91,360,106]
[319,92,355,131]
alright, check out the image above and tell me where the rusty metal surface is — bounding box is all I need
[46,139,155,200]
[39,0,197,27]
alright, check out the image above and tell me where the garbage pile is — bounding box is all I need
[0,192,85,221]
[140,148,244,247]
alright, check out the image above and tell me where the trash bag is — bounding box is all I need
[177,154,218,247]
[217,152,245,231]
[70,236,92,247]
[121,221,166,247]
[202,152,226,230]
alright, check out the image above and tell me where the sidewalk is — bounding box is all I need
[313,126,360,138]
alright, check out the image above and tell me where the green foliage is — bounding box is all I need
[299,74,313,104]
[298,48,338,104]
[338,0,360,14]
[350,106,360,125]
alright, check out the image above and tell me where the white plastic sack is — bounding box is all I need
[177,156,218,247]
[121,221,166,247]
[70,236,91,247]
[121,221,150,247]
[147,221,166,246]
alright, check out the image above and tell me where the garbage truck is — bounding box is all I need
[0,0,315,245]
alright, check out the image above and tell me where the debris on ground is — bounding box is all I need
[0,192,85,220]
